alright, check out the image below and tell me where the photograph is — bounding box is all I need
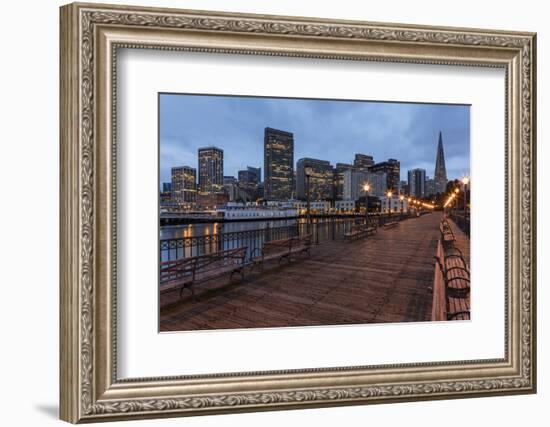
[158,94,471,331]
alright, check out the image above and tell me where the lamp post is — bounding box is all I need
[363,183,371,226]
[399,195,404,219]
[386,190,392,220]
[305,167,313,232]
[453,187,460,219]
[461,176,469,229]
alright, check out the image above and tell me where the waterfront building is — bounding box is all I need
[218,203,297,219]
[198,146,224,193]
[380,195,409,213]
[171,166,196,207]
[291,200,331,213]
[434,131,448,194]
[408,168,426,197]
[196,191,229,210]
[296,157,334,201]
[333,163,353,200]
[162,182,172,192]
[335,199,356,213]
[425,178,436,197]
[343,170,387,200]
[369,158,400,192]
[264,127,294,201]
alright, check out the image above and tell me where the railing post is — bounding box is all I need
[315,221,319,245]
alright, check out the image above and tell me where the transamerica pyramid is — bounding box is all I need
[434,131,448,194]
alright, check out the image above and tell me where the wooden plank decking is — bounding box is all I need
[160,212,446,331]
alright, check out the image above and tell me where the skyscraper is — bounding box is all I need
[247,166,262,183]
[333,162,353,200]
[425,178,436,197]
[171,166,196,206]
[198,146,224,193]
[369,158,400,192]
[264,127,294,201]
[296,158,334,201]
[434,131,448,194]
[407,168,426,197]
[238,169,259,200]
[353,154,374,171]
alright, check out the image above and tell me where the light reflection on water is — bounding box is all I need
[160,218,300,240]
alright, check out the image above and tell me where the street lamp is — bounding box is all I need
[453,187,460,218]
[399,194,404,218]
[363,183,371,225]
[461,176,470,229]
[386,190,392,216]
[304,167,313,231]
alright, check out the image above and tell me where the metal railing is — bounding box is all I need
[160,212,411,263]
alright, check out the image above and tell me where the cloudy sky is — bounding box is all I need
[159,93,470,187]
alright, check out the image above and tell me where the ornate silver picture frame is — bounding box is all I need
[60,2,536,423]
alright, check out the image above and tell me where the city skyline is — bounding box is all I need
[160,93,470,188]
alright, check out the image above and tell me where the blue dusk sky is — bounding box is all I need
[159,93,470,186]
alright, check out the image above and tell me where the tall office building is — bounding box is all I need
[425,178,436,197]
[343,170,387,200]
[162,182,172,193]
[333,163,353,200]
[353,154,374,171]
[369,158,400,192]
[408,168,426,197]
[264,127,294,201]
[247,166,261,183]
[399,180,408,195]
[434,131,448,194]
[296,158,334,201]
[238,169,259,200]
[198,146,224,193]
[171,166,196,206]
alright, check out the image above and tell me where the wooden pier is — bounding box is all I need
[160,212,453,331]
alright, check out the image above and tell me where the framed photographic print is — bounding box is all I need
[60,2,537,423]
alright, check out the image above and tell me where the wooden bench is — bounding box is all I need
[289,234,312,260]
[447,296,470,320]
[344,223,377,241]
[159,247,247,302]
[251,234,312,270]
[383,221,398,228]
[431,241,447,321]
[439,219,456,250]
[432,234,471,322]
[443,247,470,299]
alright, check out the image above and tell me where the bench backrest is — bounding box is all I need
[194,247,247,273]
[292,234,312,247]
[160,257,196,284]
[262,238,292,255]
[160,247,247,284]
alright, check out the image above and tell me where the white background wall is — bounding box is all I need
[0,0,546,426]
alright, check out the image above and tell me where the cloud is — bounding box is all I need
[159,94,470,186]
